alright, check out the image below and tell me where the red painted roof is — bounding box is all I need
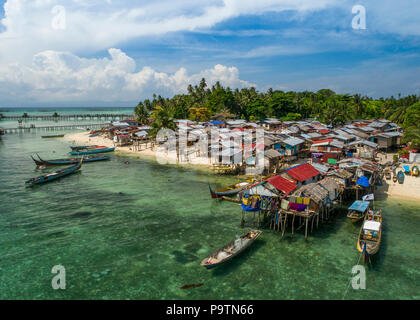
[319,129,329,134]
[312,139,333,145]
[286,163,320,182]
[266,175,297,195]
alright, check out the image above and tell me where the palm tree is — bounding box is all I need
[149,105,176,138]
[134,102,149,124]
[353,94,364,118]
[403,126,420,148]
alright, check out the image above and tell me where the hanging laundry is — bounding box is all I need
[289,202,299,211]
[281,199,290,210]
[297,204,307,212]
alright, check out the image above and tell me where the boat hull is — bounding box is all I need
[209,179,255,198]
[25,160,82,186]
[357,210,382,262]
[70,147,115,155]
[31,155,110,166]
[397,171,404,184]
[200,230,262,269]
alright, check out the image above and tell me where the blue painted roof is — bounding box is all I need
[348,200,370,212]
[209,120,224,125]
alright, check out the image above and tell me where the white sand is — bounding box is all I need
[65,131,214,167]
[379,168,420,201]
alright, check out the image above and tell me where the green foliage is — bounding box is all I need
[133,78,420,145]
[134,102,149,124]
[402,102,420,148]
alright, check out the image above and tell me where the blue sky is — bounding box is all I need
[0,0,419,107]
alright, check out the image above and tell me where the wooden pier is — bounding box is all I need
[2,123,107,134]
[0,113,134,121]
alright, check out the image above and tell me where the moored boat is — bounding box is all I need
[200,230,262,269]
[403,165,411,175]
[384,168,391,180]
[357,209,382,264]
[209,178,256,198]
[70,145,107,151]
[31,154,110,166]
[89,133,100,137]
[70,147,115,155]
[397,170,404,184]
[411,165,419,177]
[41,134,65,138]
[25,159,82,186]
[347,200,370,223]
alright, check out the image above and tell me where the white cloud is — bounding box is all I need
[0,48,254,103]
[0,0,337,64]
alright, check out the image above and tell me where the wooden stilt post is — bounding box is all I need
[316,212,319,229]
[282,213,288,239]
[292,213,296,235]
[305,216,309,240]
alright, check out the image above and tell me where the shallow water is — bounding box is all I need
[0,130,419,299]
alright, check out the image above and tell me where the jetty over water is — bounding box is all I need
[2,123,107,134]
[0,113,134,121]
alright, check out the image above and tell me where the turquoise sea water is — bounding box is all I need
[0,119,419,299]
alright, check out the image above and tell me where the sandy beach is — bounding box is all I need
[65,131,214,168]
[378,170,420,201]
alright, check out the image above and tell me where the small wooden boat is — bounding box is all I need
[347,200,370,223]
[392,174,397,183]
[25,159,82,186]
[403,165,411,175]
[209,178,256,198]
[357,209,382,264]
[200,230,262,269]
[397,170,404,184]
[411,165,419,177]
[42,134,65,138]
[384,168,391,180]
[70,147,115,155]
[89,133,100,138]
[31,154,110,166]
[70,145,106,151]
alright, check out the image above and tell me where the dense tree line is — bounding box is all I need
[134,78,420,147]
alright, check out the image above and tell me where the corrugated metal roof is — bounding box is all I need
[266,175,297,195]
[283,136,305,146]
[264,148,282,159]
[286,163,320,182]
[348,200,370,212]
[349,139,378,148]
[311,162,329,174]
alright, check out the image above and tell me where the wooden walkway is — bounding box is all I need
[0,113,134,121]
[2,123,107,134]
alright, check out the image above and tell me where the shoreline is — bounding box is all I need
[64,131,420,202]
[64,131,228,174]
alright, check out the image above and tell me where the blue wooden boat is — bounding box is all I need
[347,200,370,223]
[25,159,82,186]
[70,147,115,155]
[403,165,411,175]
[397,170,405,184]
[200,230,262,269]
[89,133,100,138]
[70,145,106,151]
[31,154,110,166]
